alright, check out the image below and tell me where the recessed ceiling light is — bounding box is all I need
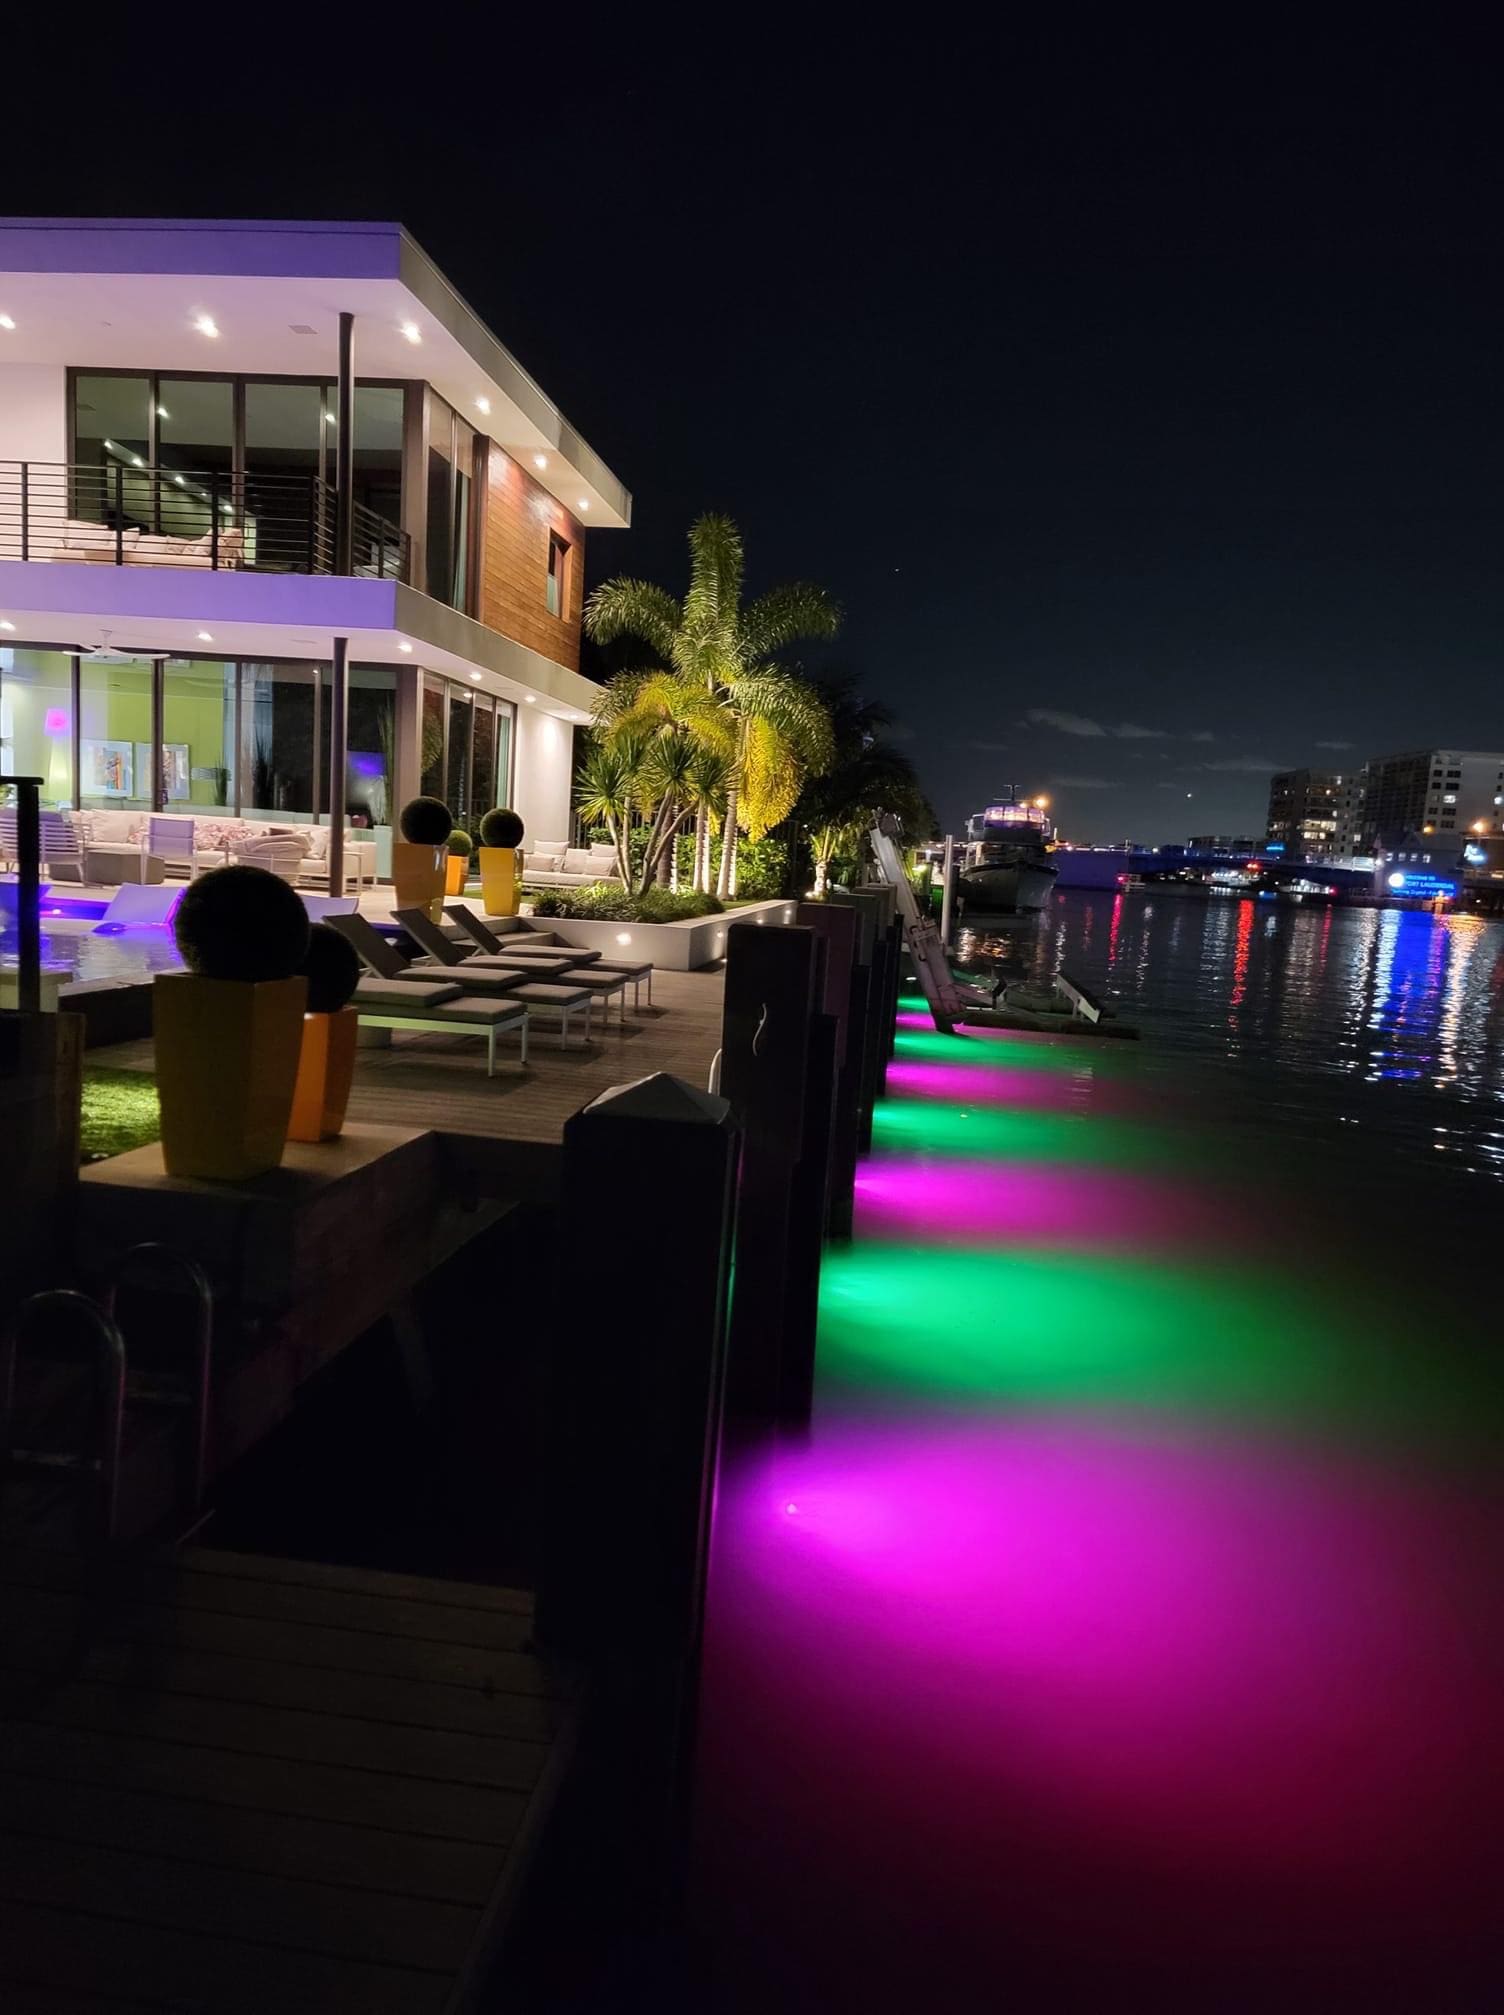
[578,498,590,511]
[469,670,483,683]
[525,695,536,703]
[193,313,219,338]
[156,405,169,419]
[475,396,491,415]
[533,454,548,470]
[400,320,421,344]
[130,455,144,468]
[397,641,413,654]
[0,314,14,330]
[0,619,15,632]
[197,631,213,642]
[323,411,336,426]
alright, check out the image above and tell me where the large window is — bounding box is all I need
[546,532,569,617]
[163,659,236,809]
[419,674,514,821]
[78,656,155,812]
[0,650,74,809]
[424,392,476,611]
[241,662,318,819]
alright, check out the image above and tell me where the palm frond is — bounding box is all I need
[682,515,744,647]
[738,582,841,660]
[730,668,836,774]
[582,579,682,658]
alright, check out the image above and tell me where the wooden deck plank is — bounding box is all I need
[1,1579,562,1694]
[0,1548,540,1653]
[178,1544,534,1614]
[0,1768,499,1905]
[24,1675,550,1790]
[1,1626,565,1740]
[0,1899,449,2014]
[0,1830,478,1973]
[0,1721,531,1844]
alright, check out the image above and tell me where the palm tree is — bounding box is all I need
[794,680,934,896]
[584,515,839,896]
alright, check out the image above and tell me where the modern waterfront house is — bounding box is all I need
[0,217,629,882]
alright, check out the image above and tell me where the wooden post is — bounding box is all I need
[537,1073,739,1659]
[797,902,861,1239]
[719,921,819,1415]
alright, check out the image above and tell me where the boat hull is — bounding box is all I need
[957,862,1058,913]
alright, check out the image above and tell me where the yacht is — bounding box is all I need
[958,795,1059,913]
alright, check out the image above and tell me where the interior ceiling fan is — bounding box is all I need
[75,629,171,664]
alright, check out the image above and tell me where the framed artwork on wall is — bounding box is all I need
[81,738,134,797]
[136,742,191,801]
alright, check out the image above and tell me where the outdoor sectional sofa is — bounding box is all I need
[520,841,622,887]
[59,809,377,890]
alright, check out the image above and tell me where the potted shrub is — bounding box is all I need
[392,795,452,921]
[288,923,363,1143]
[446,828,474,897]
[155,865,310,1180]
[478,807,525,917]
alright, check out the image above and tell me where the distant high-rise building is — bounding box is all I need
[1358,749,1504,849]
[1265,769,1356,855]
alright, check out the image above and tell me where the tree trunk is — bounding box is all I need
[693,806,710,893]
[716,785,739,900]
[813,856,830,899]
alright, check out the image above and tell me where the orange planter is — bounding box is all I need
[445,855,469,895]
[154,972,306,1180]
[478,846,520,916]
[288,1006,359,1142]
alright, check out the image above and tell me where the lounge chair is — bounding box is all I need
[390,907,578,980]
[446,905,654,1008]
[346,910,598,1048]
[400,907,630,1028]
[352,977,528,1075]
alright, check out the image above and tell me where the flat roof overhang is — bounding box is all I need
[0,559,599,726]
[0,218,630,530]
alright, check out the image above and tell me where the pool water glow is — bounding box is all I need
[693,982,1500,2010]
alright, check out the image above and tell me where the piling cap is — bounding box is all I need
[579,1072,732,1126]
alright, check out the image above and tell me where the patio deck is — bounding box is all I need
[0,1542,578,2013]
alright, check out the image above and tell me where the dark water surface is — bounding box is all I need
[958,888,1504,1182]
[689,890,1501,2014]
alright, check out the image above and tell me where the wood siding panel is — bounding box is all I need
[478,445,585,672]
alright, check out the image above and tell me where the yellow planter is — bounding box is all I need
[392,840,446,922]
[154,972,307,1180]
[445,855,469,896]
[478,846,520,917]
[288,1006,359,1143]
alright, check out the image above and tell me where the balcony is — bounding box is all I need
[0,461,409,583]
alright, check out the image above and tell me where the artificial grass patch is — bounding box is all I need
[81,1066,162,1162]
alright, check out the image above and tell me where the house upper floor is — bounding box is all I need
[0,218,629,675]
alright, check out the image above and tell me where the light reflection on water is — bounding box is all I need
[955,890,1504,1179]
[0,922,184,985]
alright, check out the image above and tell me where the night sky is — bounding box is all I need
[10,23,1502,842]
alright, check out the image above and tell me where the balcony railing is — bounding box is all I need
[0,461,409,583]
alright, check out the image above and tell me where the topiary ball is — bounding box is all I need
[479,807,524,849]
[399,796,453,845]
[173,865,311,983]
[298,922,362,1013]
[447,828,474,857]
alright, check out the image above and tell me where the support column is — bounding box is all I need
[334,311,355,577]
[327,637,348,897]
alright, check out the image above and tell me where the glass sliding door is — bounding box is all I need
[423,392,476,611]
[0,650,75,809]
[78,657,155,812]
[472,702,496,818]
[240,662,318,821]
[246,381,325,572]
[162,658,236,810]
[445,690,473,826]
[156,379,235,542]
[70,374,151,527]
[420,677,446,799]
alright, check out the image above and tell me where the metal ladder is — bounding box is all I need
[2,1247,213,1549]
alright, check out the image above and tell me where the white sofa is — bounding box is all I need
[521,841,622,888]
[73,810,376,889]
[40,521,247,569]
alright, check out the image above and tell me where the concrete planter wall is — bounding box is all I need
[536,899,798,971]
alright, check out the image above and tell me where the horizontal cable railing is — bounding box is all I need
[0,461,409,582]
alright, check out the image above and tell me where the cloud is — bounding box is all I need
[1314,738,1353,750]
[1199,756,1287,773]
[1186,731,1216,743]
[1047,774,1119,790]
[1024,708,1106,737]
[1115,722,1169,740]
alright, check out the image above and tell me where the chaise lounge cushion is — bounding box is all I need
[354,977,463,1008]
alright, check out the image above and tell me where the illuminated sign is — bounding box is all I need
[1385,871,1456,898]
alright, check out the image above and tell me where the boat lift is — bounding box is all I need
[867,818,1137,1039]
